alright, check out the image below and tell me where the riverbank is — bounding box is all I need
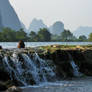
[0,45,92,91]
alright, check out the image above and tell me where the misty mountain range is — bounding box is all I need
[73,26,92,38]
[28,19,48,33]
[49,21,64,35]
[28,19,64,35]
[0,0,92,37]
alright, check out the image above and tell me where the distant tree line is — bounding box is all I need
[0,28,51,42]
[0,27,92,42]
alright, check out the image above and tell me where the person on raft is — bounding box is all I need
[17,40,25,48]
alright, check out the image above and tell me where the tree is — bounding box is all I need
[51,35,61,41]
[78,35,87,41]
[15,28,27,41]
[0,32,4,41]
[1,27,16,42]
[38,28,51,42]
[61,29,74,41]
[88,33,92,41]
[29,31,39,41]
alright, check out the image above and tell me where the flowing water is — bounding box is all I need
[0,46,91,92]
[70,61,80,77]
[68,54,83,77]
[21,78,92,92]
[1,50,92,92]
[1,52,57,86]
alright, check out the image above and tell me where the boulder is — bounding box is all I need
[6,86,22,92]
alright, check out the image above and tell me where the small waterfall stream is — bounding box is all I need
[21,53,40,84]
[68,54,82,77]
[33,53,56,82]
[70,61,80,77]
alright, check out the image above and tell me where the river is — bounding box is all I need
[6,77,92,92]
[0,42,92,48]
[22,77,92,92]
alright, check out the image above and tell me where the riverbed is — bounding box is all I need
[21,77,92,92]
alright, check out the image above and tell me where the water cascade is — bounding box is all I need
[0,52,57,86]
[68,54,82,77]
[33,53,56,82]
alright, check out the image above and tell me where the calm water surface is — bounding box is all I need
[0,42,92,48]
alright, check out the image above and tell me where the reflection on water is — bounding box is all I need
[0,42,92,48]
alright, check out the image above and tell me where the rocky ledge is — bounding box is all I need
[0,45,92,91]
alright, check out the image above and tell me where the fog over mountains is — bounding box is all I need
[0,0,22,31]
[73,26,92,38]
[49,21,64,35]
[28,19,64,35]
[28,19,47,33]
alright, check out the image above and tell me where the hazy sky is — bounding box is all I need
[9,0,92,31]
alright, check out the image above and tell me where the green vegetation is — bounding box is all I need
[0,27,92,42]
[28,28,51,42]
[78,35,87,42]
[88,33,92,41]
[61,29,76,41]
[37,28,51,42]
[0,27,51,42]
[0,28,28,42]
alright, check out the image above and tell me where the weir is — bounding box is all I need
[1,48,92,92]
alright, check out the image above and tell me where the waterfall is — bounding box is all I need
[21,53,40,84]
[68,54,82,77]
[70,61,80,77]
[3,56,27,86]
[1,52,57,86]
[33,53,56,82]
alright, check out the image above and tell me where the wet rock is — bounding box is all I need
[67,50,92,76]
[0,82,8,91]
[0,56,11,82]
[6,86,22,92]
[80,50,92,76]
[0,70,10,81]
[51,50,74,78]
[67,50,85,70]
[52,50,70,64]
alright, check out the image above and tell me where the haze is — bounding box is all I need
[9,0,92,31]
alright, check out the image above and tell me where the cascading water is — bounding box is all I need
[33,53,56,82]
[68,54,82,77]
[3,55,27,86]
[70,61,80,77]
[1,51,57,86]
[21,53,40,84]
